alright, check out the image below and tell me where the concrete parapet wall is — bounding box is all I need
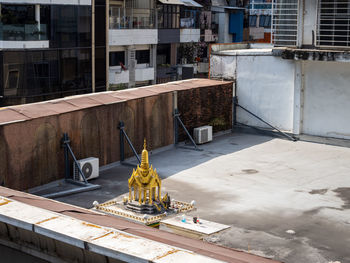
[0,79,233,190]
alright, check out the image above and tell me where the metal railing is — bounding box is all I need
[272,0,299,46]
[109,7,155,29]
[316,0,350,48]
[0,23,48,41]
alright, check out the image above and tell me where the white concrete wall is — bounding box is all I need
[302,61,350,139]
[109,29,157,46]
[210,55,237,80]
[211,49,350,140]
[109,67,129,84]
[135,67,154,81]
[210,52,295,131]
[180,29,200,43]
[214,7,231,43]
[0,40,49,49]
[236,55,295,131]
[0,0,91,5]
[302,0,318,46]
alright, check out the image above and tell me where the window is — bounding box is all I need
[1,5,38,41]
[109,3,155,29]
[109,51,125,66]
[317,0,350,47]
[259,15,271,28]
[272,0,298,46]
[158,4,180,29]
[180,9,199,29]
[136,50,150,64]
[249,15,257,27]
[5,70,19,91]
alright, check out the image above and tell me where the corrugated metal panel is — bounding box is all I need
[272,0,299,46]
[0,188,281,263]
[317,0,350,48]
[158,0,184,5]
[182,0,203,8]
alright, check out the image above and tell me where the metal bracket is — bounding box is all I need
[233,100,298,142]
[174,109,202,151]
[39,133,101,199]
[118,121,141,167]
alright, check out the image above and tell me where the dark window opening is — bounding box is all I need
[136,50,150,64]
[249,15,257,27]
[109,51,126,66]
[158,4,180,29]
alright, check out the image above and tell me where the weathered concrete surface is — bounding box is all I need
[0,79,232,190]
[57,133,350,263]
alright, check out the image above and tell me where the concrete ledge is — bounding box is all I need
[0,40,49,49]
[0,195,224,263]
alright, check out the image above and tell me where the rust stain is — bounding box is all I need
[0,200,11,206]
[112,232,137,239]
[91,232,113,241]
[82,222,102,229]
[36,216,59,225]
[153,249,185,260]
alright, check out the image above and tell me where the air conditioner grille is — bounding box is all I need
[200,128,209,143]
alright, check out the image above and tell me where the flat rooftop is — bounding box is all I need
[55,132,350,263]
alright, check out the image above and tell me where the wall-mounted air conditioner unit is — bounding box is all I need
[73,157,99,181]
[193,125,213,144]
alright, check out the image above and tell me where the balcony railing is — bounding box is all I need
[0,23,48,41]
[109,7,155,29]
[249,1,273,10]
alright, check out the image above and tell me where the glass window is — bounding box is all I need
[249,15,257,27]
[0,4,46,41]
[259,15,265,27]
[136,50,150,64]
[109,51,125,66]
[180,9,199,29]
[158,4,180,29]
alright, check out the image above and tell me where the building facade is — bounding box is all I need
[0,0,97,106]
[210,0,350,142]
[248,0,272,43]
[1,0,247,105]
[108,0,157,88]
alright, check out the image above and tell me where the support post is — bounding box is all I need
[173,109,202,151]
[235,103,298,142]
[61,133,89,184]
[62,133,70,180]
[118,121,141,166]
[233,96,238,130]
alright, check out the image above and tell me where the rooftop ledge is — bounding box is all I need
[210,43,350,62]
[273,47,350,62]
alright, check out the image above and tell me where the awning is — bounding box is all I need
[211,0,245,10]
[158,0,185,5]
[181,0,203,8]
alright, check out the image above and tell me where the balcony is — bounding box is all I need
[109,67,129,84]
[0,23,49,49]
[109,29,157,46]
[109,7,157,46]
[135,65,154,82]
[180,28,200,43]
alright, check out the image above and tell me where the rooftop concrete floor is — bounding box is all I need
[56,133,350,263]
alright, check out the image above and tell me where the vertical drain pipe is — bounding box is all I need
[173,91,178,145]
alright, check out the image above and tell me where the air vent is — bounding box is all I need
[193,126,213,144]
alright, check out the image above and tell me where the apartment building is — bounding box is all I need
[248,0,272,42]
[0,0,97,106]
[156,0,204,82]
[211,0,350,141]
[0,0,247,105]
[108,0,157,88]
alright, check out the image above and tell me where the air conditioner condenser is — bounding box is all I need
[73,157,99,181]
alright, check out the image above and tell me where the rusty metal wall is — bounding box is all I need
[0,80,233,190]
